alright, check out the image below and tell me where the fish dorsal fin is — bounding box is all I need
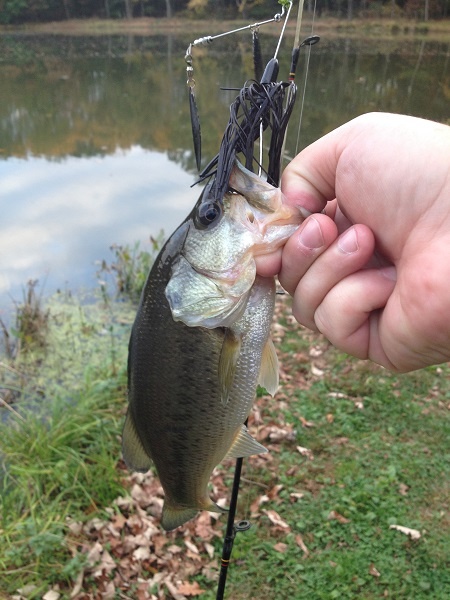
[218,329,242,405]
[224,424,267,460]
[122,410,152,472]
[258,337,279,397]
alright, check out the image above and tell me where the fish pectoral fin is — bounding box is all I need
[225,425,268,460]
[122,410,152,473]
[218,329,242,405]
[258,337,279,397]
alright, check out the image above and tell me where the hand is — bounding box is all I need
[256,112,450,372]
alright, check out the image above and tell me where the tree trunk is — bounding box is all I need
[124,0,132,19]
[347,0,353,20]
[62,0,71,19]
[165,0,172,18]
[104,0,110,19]
[424,0,429,21]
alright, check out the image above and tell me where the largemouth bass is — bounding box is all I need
[123,160,303,531]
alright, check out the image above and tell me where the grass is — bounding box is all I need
[0,256,449,598]
[0,291,135,597]
[200,302,450,599]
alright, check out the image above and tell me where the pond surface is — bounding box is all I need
[0,31,449,318]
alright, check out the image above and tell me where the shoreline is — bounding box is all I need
[1,16,450,42]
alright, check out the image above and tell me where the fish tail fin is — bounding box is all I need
[161,504,199,531]
[161,498,227,531]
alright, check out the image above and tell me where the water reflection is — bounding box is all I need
[0,33,448,312]
[0,147,199,314]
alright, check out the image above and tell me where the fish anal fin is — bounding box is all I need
[258,337,279,397]
[161,498,227,531]
[122,410,152,473]
[225,424,267,460]
[218,329,242,405]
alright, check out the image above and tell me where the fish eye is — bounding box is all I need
[195,200,223,230]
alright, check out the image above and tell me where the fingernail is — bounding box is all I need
[298,217,324,250]
[299,207,313,219]
[338,228,359,254]
[380,266,397,281]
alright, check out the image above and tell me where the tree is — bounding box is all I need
[124,0,132,17]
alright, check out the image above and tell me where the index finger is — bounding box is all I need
[281,119,353,214]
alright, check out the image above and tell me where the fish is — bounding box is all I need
[122,159,303,531]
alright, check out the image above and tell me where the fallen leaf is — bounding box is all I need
[194,511,217,541]
[290,492,305,502]
[369,563,381,577]
[185,539,200,554]
[296,446,314,460]
[328,392,348,399]
[311,363,325,377]
[309,346,323,358]
[267,484,284,500]
[295,534,309,556]
[273,542,288,553]
[398,483,409,496]
[328,510,350,524]
[263,509,290,530]
[43,592,60,600]
[102,580,115,600]
[86,541,103,568]
[17,586,38,596]
[133,546,151,561]
[70,571,84,598]
[204,542,215,559]
[177,581,205,596]
[333,437,349,445]
[165,580,187,600]
[389,524,421,540]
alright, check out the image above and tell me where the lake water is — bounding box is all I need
[0,31,449,319]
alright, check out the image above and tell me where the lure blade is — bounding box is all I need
[252,29,264,82]
[189,88,202,173]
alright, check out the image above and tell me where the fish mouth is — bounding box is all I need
[186,257,252,288]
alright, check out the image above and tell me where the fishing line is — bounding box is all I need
[295,0,318,155]
[273,1,293,60]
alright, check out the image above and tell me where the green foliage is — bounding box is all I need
[0,295,134,595]
[97,234,165,303]
[0,0,28,24]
